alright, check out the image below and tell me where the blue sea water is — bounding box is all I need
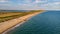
[6,11,60,34]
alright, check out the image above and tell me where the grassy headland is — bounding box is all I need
[0,10,44,23]
[0,10,44,34]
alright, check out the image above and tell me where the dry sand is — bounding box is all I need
[0,12,43,34]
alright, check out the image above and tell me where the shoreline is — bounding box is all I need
[3,14,34,34]
[0,11,44,34]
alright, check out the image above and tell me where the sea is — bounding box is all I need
[6,10,60,34]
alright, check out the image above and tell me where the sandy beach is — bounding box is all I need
[0,12,43,34]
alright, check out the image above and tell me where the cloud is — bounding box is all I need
[33,0,47,4]
[0,0,60,10]
[0,3,41,10]
[44,2,60,10]
[0,0,9,2]
[0,0,42,10]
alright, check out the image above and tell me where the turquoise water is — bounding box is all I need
[6,11,60,34]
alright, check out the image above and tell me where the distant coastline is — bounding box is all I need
[0,10,44,12]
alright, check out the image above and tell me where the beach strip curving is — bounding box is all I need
[0,11,44,34]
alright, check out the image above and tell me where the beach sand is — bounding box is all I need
[0,12,44,34]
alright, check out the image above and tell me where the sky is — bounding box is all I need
[0,0,60,10]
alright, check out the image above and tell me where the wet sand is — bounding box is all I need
[0,12,44,34]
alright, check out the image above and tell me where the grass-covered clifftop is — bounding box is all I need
[0,10,44,23]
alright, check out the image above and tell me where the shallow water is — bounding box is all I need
[6,11,60,34]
